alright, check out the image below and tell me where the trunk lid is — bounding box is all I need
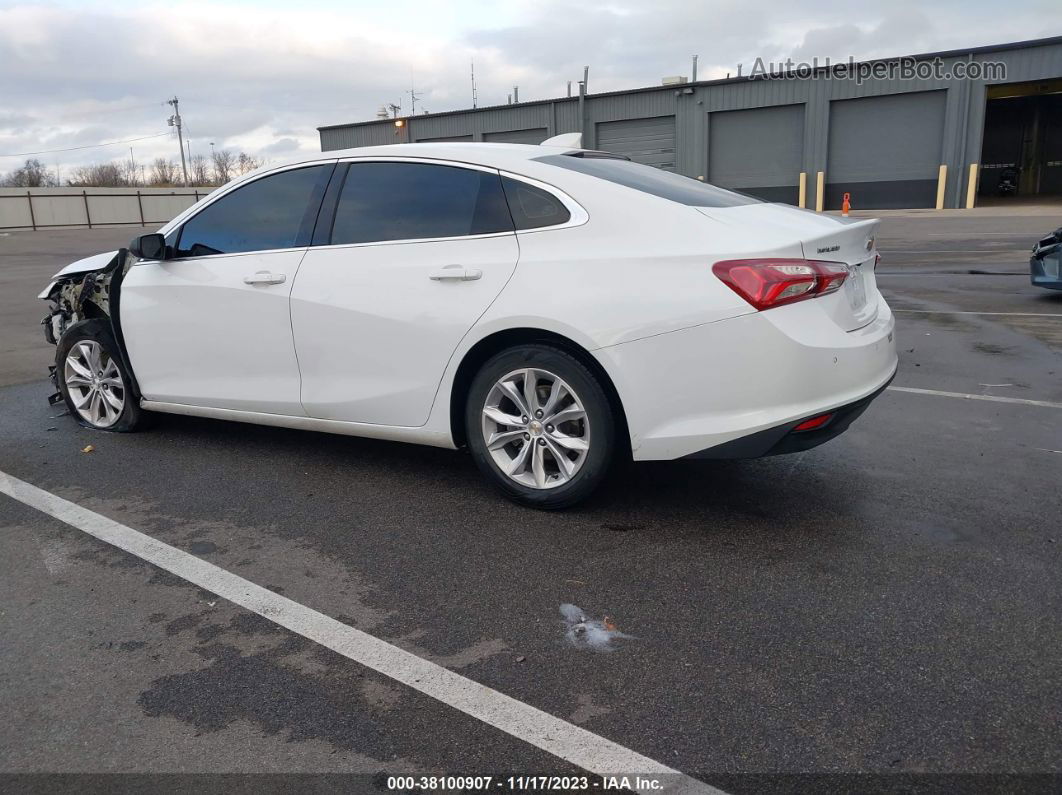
[695,204,881,331]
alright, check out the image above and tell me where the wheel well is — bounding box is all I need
[449,328,630,453]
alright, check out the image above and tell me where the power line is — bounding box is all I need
[52,101,169,121]
[0,131,173,158]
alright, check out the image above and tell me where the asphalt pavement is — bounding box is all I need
[1,211,1059,793]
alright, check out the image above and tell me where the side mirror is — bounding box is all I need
[130,233,167,260]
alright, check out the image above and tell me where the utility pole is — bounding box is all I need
[167,96,189,187]
[578,67,589,146]
[471,59,478,108]
[407,80,422,117]
[129,146,137,186]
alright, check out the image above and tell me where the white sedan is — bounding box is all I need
[39,139,897,508]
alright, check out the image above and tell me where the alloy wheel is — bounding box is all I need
[64,340,125,428]
[480,367,590,489]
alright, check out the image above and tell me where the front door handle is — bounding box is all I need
[243,271,286,285]
[429,265,482,282]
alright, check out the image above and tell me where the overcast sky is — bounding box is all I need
[2,0,1061,177]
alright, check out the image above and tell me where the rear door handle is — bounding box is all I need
[243,271,286,285]
[429,265,482,282]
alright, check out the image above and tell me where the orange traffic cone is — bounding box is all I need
[841,192,851,217]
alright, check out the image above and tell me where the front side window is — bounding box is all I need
[175,165,330,257]
[330,162,513,245]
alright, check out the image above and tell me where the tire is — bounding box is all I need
[466,344,617,509]
[56,319,147,433]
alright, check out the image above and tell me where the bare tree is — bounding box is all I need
[149,157,178,186]
[236,152,262,176]
[189,154,211,187]
[211,149,237,184]
[67,162,129,187]
[1,158,57,187]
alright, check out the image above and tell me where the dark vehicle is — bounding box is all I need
[997,166,1020,197]
[1030,226,1062,291]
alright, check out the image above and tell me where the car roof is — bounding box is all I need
[262,142,572,176]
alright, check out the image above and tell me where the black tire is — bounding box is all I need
[56,319,148,433]
[465,344,617,509]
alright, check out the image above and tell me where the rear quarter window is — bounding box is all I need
[534,154,760,208]
[501,177,571,230]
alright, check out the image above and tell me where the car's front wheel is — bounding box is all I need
[56,320,146,433]
[466,344,617,509]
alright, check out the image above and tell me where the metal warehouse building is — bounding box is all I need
[319,36,1062,211]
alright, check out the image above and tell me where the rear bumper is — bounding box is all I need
[684,368,895,459]
[596,293,897,461]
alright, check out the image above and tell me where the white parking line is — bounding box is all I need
[0,470,720,795]
[894,309,1062,318]
[887,386,1062,409]
[882,249,1029,254]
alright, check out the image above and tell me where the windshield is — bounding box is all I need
[534,154,761,208]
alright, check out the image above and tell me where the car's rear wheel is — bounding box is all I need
[56,320,146,433]
[466,344,617,509]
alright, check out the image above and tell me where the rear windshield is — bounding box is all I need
[534,154,760,207]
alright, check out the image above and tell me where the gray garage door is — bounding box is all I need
[826,90,946,209]
[596,116,676,170]
[484,128,548,144]
[709,104,805,204]
[415,134,473,143]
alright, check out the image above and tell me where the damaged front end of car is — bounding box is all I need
[39,248,141,405]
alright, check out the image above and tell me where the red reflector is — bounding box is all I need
[793,413,834,432]
[712,259,849,311]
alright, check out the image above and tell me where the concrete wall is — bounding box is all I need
[0,187,214,232]
[319,37,1062,210]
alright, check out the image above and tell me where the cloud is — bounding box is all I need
[1,0,1060,179]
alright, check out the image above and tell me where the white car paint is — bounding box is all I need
[53,249,120,278]
[53,142,897,462]
[120,248,307,414]
[291,233,519,426]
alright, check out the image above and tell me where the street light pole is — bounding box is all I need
[167,96,189,187]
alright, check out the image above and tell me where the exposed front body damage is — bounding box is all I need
[40,249,140,405]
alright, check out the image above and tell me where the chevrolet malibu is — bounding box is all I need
[39,138,897,508]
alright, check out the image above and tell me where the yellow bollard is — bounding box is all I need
[965,163,978,209]
[798,172,807,208]
[935,164,947,210]
[815,171,825,212]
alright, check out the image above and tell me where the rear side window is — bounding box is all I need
[501,177,571,230]
[176,165,330,257]
[534,154,760,207]
[331,162,513,245]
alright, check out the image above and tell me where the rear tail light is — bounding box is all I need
[712,259,849,311]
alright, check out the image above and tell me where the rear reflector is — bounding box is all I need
[712,259,850,311]
[793,413,834,432]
